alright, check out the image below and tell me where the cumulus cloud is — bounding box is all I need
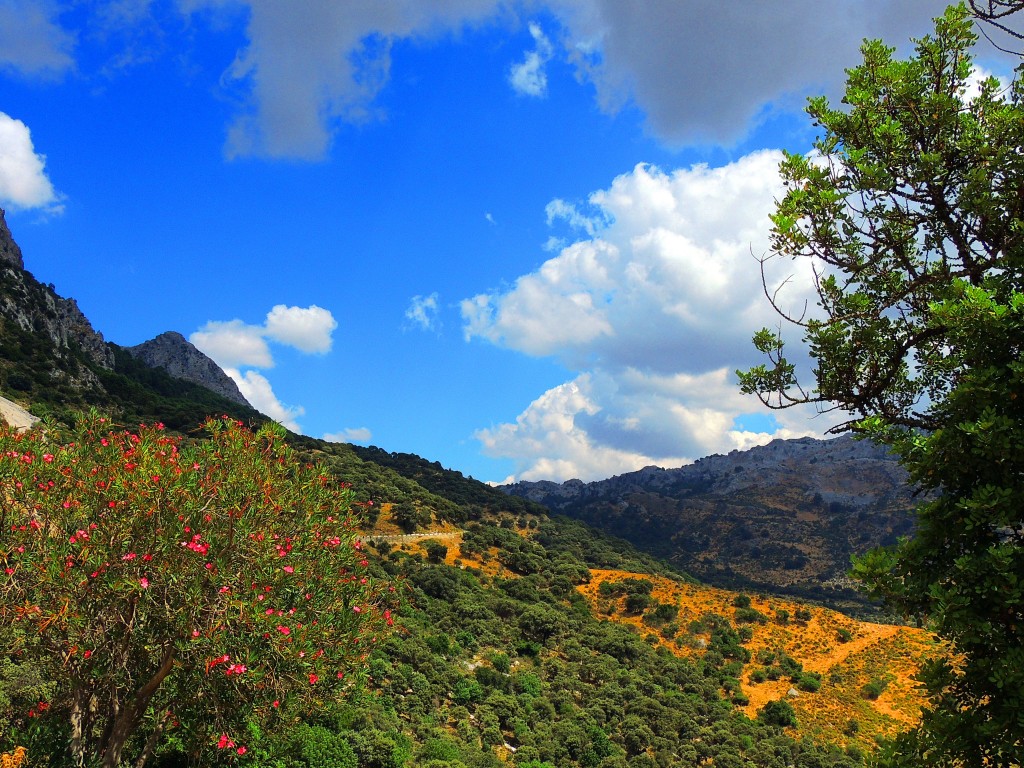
[464,151,834,481]
[191,304,338,368]
[464,151,810,368]
[191,319,274,369]
[225,368,304,432]
[191,303,338,432]
[508,21,553,97]
[323,427,372,443]
[0,0,75,78]
[0,112,63,212]
[264,303,336,353]
[405,293,441,332]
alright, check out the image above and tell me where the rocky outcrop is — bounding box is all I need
[0,209,25,270]
[126,331,250,407]
[0,210,114,372]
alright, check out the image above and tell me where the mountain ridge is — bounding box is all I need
[504,433,917,609]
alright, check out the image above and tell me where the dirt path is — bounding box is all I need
[358,531,462,544]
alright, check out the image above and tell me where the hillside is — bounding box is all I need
[0,213,930,767]
[505,435,919,611]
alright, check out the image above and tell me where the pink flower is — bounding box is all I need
[277,626,290,635]
[237,746,246,755]
[217,734,234,749]
[308,673,318,685]
[272,700,280,708]
[282,565,294,574]
[219,586,230,593]
[122,553,137,561]
[352,606,362,614]
[140,577,149,589]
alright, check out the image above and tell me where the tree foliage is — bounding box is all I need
[0,415,393,767]
[739,6,1023,764]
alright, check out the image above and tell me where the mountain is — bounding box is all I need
[125,331,250,407]
[504,435,918,610]
[0,214,923,767]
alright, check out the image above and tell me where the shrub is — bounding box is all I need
[757,700,798,728]
[0,415,393,768]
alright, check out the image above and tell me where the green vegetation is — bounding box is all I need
[739,6,1024,764]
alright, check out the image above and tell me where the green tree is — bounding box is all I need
[0,415,393,767]
[739,6,1024,764]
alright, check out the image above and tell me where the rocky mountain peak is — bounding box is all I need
[126,331,251,408]
[0,210,25,270]
[0,213,113,373]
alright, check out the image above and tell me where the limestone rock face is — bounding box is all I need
[127,331,250,407]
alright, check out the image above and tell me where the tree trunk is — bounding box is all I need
[99,646,176,768]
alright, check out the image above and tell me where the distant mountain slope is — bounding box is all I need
[504,435,919,610]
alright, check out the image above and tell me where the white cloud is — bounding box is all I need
[509,21,553,97]
[464,151,812,368]
[0,112,63,212]
[264,303,336,353]
[961,64,1011,103]
[544,197,605,236]
[464,150,836,481]
[323,427,372,443]
[191,319,274,368]
[0,0,75,78]
[191,304,338,430]
[225,368,304,432]
[191,304,338,368]
[405,293,441,331]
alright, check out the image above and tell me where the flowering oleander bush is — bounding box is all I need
[0,414,394,768]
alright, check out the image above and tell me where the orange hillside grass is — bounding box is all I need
[579,569,944,750]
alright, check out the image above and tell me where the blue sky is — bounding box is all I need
[0,0,1011,483]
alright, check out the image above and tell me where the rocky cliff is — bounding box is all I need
[126,331,250,407]
[0,209,114,380]
[505,435,918,608]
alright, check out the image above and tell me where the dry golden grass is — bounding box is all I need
[579,569,944,750]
